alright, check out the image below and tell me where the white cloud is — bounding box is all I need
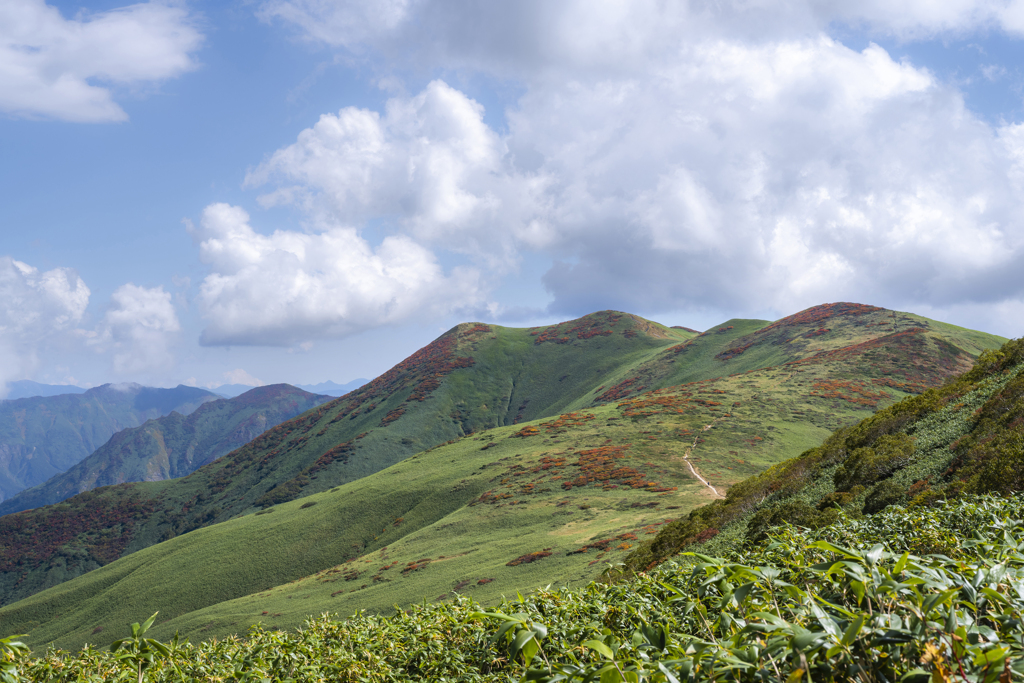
[246,80,526,267]
[241,54,1024,323]
[512,37,1024,316]
[92,283,181,375]
[221,368,264,387]
[257,1,1024,69]
[191,202,484,346]
[0,256,90,395]
[258,0,415,48]
[0,0,202,122]
[243,2,1024,338]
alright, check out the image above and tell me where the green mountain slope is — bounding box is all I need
[0,384,219,503]
[622,334,1024,574]
[0,312,694,607]
[0,305,1006,648]
[0,385,333,516]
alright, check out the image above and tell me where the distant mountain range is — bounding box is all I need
[0,384,220,503]
[3,379,367,401]
[2,380,89,400]
[213,379,367,398]
[0,304,1008,648]
[0,384,333,516]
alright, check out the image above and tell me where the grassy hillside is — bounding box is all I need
[0,305,1006,648]
[622,334,1024,574]
[0,385,333,516]
[0,384,219,503]
[0,312,698,607]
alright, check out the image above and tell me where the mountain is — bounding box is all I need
[1,381,88,401]
[294,379,368,396]
[213,379,367,399]
[0,304,1006,648]
[621,334,1024,574]
[0,384,220,503]
[0,385,334,516]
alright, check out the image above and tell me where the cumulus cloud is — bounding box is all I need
[0,256,90,395]
[257,0,1024,68]
[240,59,1024,327]
[242,1,1024,332]
[221,368,264,387]
[246,80,529,268]
[0,0,202,122]
[512,37,1024,316]
[92,283,181,375]
[191,203,484,346]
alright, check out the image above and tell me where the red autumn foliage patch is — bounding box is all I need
[531,312,623,345]
[506,550,553,566]
[0,489,157,571]
[809,379,891,408]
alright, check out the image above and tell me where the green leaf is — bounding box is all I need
[972,645,1008,667]
[750,612,791,628]
[849,579,866,604]
[894,551,911,573]
[791,627,823,652]
[899,668,930,683]
[733,581,755,606]
[521,638,539,665]
[139,612,158,635]
[583,639,615,661]
[807,600,840,639]
[512,630,535,659]
[808,540,861,560]
[841,615,865,646]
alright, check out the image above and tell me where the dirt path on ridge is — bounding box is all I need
[682,422,725,498]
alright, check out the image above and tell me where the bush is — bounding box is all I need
[862,479,906,514]
[744,499,839,544]
[833,433,915,492]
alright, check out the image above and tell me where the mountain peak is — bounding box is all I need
[525,310,689,344]
[763,302,887,330]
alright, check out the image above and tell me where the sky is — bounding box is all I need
[3,0,1024,394]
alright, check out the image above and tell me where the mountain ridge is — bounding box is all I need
[0,381,88,401]
[0,384,333,516]
[0,384,220,503]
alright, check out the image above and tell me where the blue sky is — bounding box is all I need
[3,0,1024,394]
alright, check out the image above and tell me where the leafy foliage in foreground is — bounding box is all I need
[5,495,1024,681]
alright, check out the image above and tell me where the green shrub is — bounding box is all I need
[833,433,915,491]
[744,499,839,544]
[862,479,906,514]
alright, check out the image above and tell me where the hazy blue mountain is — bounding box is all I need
[214,379,367,398]
[0,384,333,516]
[294,379,367,396]
[2,381,88,401]
[0,384,219,502]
